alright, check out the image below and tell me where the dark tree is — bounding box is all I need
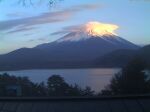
[0,73,48,96]
[47,75,94,96]
[47,75,72,96]
[82,86,94,96]
[101,58,150,95]
[68,84,83,96]
[69,84,94,96]
[34,82,48,96]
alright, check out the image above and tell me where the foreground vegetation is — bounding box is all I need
[101,58,150,96]
[0,57,150,97]
[0,73,94,97]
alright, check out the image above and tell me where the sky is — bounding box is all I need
[0,0,150,54]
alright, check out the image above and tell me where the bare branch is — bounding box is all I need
[0,0,63,6]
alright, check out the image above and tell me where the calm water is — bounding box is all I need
[0,68,120,92]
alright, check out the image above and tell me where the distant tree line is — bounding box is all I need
[0,73,94,97]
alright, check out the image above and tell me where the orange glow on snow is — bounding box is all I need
[85,22,119,36]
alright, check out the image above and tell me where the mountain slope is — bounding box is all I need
[0,48,51,70]
[137,45,150,68]
[35,34,139,61]
[0,31,139,70]
[95,45,150,68]
[95,49,138,67]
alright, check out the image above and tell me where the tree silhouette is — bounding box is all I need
[47,75,71,96]
[101,58,150,95]
[47,75,94,96]
[82,86,94,96]
[0,73,95,97]
[0,73,36,96]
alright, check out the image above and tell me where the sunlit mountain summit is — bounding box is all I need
[57,21,119,42]
[54,21,138,50]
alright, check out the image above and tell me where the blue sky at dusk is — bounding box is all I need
[0,0,150,54]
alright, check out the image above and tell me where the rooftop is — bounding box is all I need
[0,95,150,112]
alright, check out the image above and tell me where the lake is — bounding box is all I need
[0,68,120,93]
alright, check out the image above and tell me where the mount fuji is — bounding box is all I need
[0,22,139,70]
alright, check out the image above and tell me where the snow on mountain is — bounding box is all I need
[56,21,119,42]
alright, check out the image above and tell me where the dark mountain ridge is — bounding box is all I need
[0,34,140,71]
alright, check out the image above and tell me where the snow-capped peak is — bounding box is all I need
[84,22,118,36]
[56,21,119,42]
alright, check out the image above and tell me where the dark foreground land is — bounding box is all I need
[0,95,150,112]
